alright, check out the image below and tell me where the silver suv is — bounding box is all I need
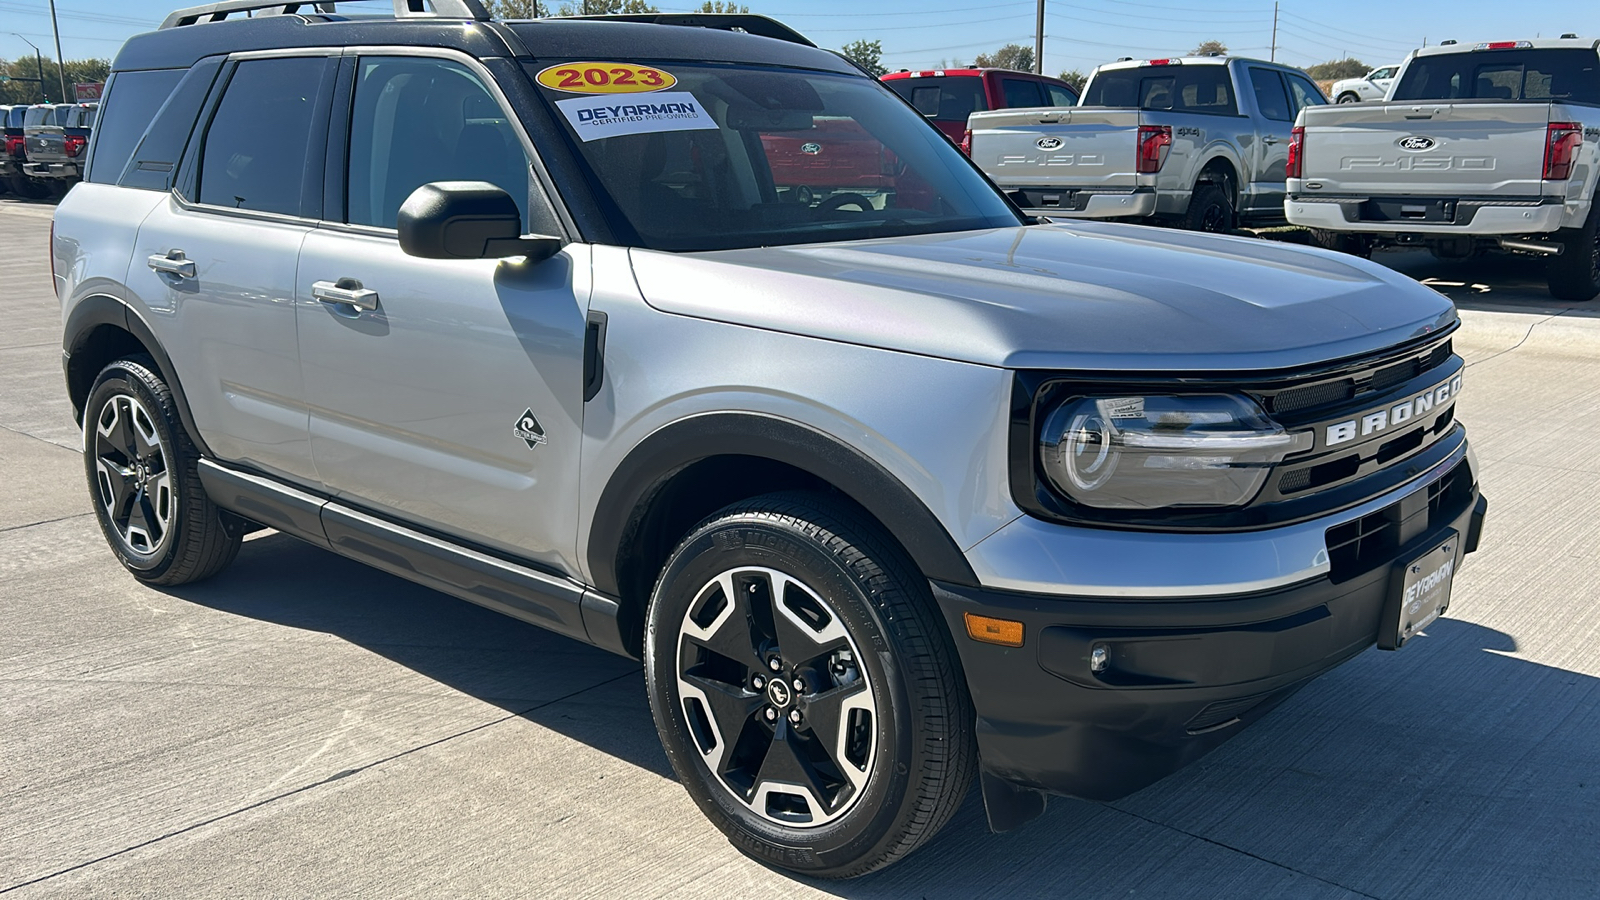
[55,0,1488,878]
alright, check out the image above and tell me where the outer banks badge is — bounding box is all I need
[513,409,547,450]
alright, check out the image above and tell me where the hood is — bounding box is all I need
[627,223,1457,372]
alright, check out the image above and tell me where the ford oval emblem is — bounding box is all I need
[1036,137,1063,151]
[1397,135,1437,151]
[800,142,822,155]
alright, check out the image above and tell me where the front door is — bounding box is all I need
[295,53,589,575]
[124,54,335,485]
[1245,66,1295,215]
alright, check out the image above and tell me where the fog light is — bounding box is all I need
[1089,644,1109,673]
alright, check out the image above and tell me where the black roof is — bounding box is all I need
[113,13,855,75]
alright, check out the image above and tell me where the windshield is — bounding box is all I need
[1392,49,1600,103]
[532,62,1019,252]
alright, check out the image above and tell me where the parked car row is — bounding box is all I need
[0,101,96,198]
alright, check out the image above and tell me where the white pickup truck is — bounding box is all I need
[967,56,1328,230]
[1286,38,1600,300]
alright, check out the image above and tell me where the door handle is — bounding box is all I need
[1262,136,1281,145]
[147,250,196,278]
[312,278,379,311]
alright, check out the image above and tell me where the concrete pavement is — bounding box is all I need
[3,200,1599,898]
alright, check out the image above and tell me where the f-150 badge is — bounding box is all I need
[513,409,547,449]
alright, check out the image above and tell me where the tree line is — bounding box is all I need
[0,57,110,105]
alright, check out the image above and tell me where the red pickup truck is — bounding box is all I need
[881,68,1081,144]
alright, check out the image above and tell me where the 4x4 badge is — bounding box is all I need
[513,409,547,449]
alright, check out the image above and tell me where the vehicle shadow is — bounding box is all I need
[170,533,1599,899]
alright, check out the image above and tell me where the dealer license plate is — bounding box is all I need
[1383,531,1461,650]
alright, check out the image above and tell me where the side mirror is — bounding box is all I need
[397,181,561,262]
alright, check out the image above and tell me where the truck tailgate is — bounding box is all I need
[967,107,1142,190]
[1297,101,1555,196]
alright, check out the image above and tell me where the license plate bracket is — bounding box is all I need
[1379,530,1461,650]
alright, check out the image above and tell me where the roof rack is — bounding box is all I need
[159,0,489,29]
[559,13,815,48]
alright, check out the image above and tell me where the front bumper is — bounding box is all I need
[936,452,1485,802]
[23,161,80,179]
[1286,194,1573,235]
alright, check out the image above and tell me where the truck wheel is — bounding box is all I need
[645,492,975,878]
[1184,183,1234,233]
[1547,201,1600,301]
[84,358,241,585]
[1337,93,1361,104]
[1309,229,1372,258]
[7,174,50,199]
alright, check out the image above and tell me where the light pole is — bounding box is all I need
[9,32,48,102]
[47,0,68,102]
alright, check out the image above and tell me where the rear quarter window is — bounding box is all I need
[86,69,183,184]
[1083,65,1238,115]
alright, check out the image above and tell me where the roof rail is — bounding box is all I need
[159,0,489,29]
[558,13,815,48]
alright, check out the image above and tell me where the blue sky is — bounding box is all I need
[3,0,1595,76]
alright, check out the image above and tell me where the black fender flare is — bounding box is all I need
[63,293,213,458]
[585,412,980,598]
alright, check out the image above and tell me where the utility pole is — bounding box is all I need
[1270,1,1278,62]
[47,0,68,102]
[1036,0,1049,73]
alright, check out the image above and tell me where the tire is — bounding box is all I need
[1337,92,1361,104]
[83,358,241,585]
[1308,229,1372,258]
[1547,199,1600,301]
[1183,182,1234,233]
[7,174,50,199]
[645,491,976,878]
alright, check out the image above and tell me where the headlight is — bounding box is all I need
[1039,394,1309,509]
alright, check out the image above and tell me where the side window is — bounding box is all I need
[1000,78,1045,108]
[85,69,182,185]
[347,56,539,231]
[1373,67,1395,80]
[1249,67,1292,121]
[1285,73,1328,114]
[197,57,326,215]
[1175,67,1237,114]
[1047,84,1079,106]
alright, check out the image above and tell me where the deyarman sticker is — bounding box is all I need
[555,91,718,142]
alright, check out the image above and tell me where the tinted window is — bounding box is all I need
[1083,65,1237,114]
[885,75,987,121]
[346,57,540,231]
[113,60,221,190]
[23,106,52,127]
[538,63,1018,251]
[1249,68,1291,120]
[197,57,325,215]
[1047,83,1079,106]
[1392,49,1600,103]
[1284,72,1328,113]
[5,106,25,128]
[1000,77,1045,108]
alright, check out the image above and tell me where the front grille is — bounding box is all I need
[1325,458,1474,582]
[1260,339,1452,422]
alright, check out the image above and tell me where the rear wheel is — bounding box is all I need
[84,358,241,585]
[645,492,975,878]
[1184,182,1234,233]
[1547,200,1600,301]
[1309,229,1372,257]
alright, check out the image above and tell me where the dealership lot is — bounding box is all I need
[3,198,1599,898]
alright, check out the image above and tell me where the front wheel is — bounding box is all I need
[1547,199,1600,301]
[1337,92,1361,104]
[645,492,975,878]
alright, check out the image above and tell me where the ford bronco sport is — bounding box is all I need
[55,0,1487,878]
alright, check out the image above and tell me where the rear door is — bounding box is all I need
[124,53,334,484]
[1245,66,1295,214]
[997,76,1046,110]
[294,51,591,590]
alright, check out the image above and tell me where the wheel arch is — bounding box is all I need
[1192,152,1240,207]
[585,412,980,657]
[64,294,212,457]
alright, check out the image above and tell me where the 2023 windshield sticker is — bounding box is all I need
[554,92,718,142]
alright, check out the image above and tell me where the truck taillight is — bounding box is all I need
[1543,121,1583,180]
[4,135,22,158]
[1136,124,1171,174]
[64,134,88,158]
[1287,126,1306,179]
[961,127,972,156]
